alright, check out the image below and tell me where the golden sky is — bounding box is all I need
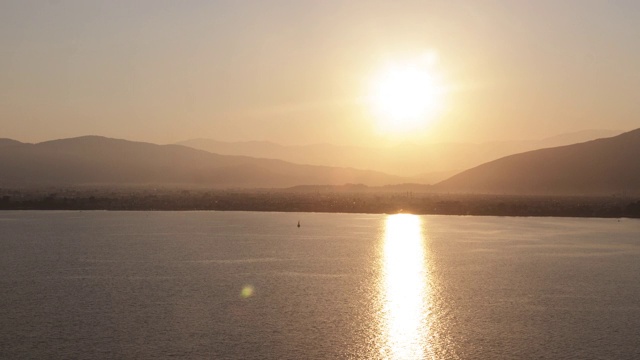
[1,1,638,145]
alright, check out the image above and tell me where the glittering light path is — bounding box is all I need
[380,214,432,359]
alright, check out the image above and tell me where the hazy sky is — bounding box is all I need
[1,0,639,145]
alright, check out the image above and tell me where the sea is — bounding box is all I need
[1,211,639,359]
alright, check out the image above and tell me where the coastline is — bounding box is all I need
[2,189,639,219]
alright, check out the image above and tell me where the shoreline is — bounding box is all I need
[2,189,639,219]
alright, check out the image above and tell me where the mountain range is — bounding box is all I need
[1,128,638,195]
[0,136,406,188]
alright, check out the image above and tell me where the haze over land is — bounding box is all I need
[178,129,622,182]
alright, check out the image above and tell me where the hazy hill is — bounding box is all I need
[0,136,409,188]
[434,128,640,195]
[0,138,24,147]
[177,129,622,183]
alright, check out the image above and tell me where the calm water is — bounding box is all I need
[1,211,640,359]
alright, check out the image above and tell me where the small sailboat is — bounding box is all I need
[297,220,300,228]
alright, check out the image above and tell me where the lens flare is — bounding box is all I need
[240,285,254,298]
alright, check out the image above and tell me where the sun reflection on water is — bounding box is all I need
[380,214,431,359]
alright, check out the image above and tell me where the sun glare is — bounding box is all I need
[369,52,445,134]
[379,214,431,359]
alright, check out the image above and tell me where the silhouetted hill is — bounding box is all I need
[177,129,622,183]
[0,138,24,147]
[0,136,409,188]
[434,128,640,195]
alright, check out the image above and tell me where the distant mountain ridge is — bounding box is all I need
[177,129,623,183]
[2,129,635,194]
[0,136,409,188]
[434,128,640,195]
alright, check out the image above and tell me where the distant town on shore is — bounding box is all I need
[2,187,639,219]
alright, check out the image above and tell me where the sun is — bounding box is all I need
[369,54,445,133]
